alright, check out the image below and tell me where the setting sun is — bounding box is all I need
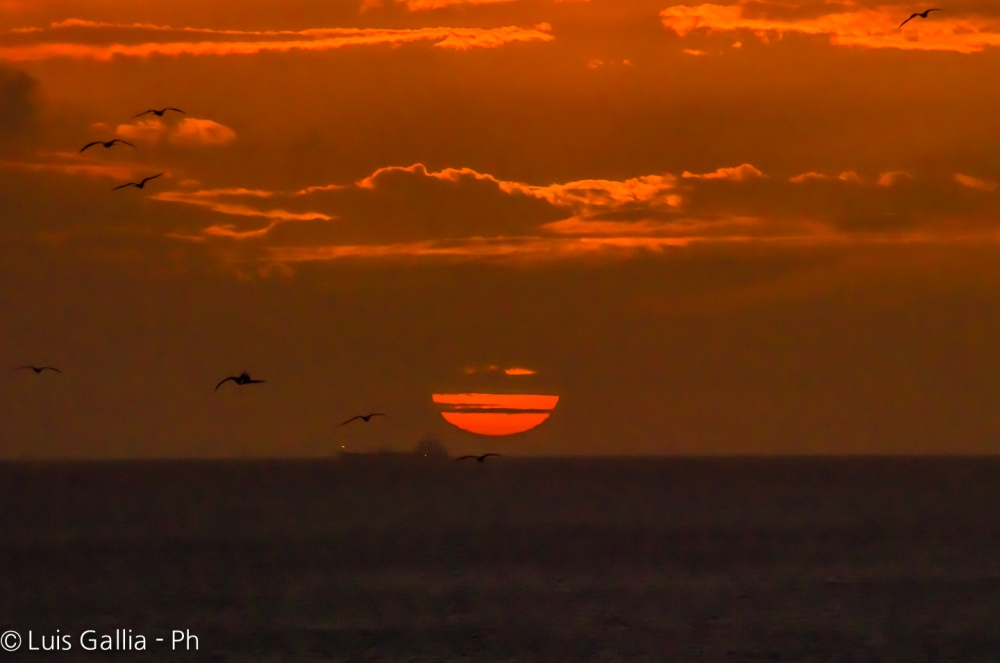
[433,393,559,436]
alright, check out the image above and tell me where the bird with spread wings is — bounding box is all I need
[899,8,941,28]
[113,173,163,191]
[80,139,134,153]
[215,372,266,391]
[132,108,185,119]
[340,413,386,426]
[454,453,503,463]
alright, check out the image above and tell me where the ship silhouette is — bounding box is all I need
[338,437,450,465]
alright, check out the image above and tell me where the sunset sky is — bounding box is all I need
[2,0,1000,457]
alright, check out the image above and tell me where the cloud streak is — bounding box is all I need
[363,0,518,11]
[682,164,763,181]
[660,2,1000,53]
[0,23,555,61]
[955,173,997,192]
[115,117,236,147]
[1,151,142,180]
[73,160,1000,265]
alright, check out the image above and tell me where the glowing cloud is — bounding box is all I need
[153,189,332,224]
[877,170,911,187]
[955,173,997,192]
[660,2,1000,54]
[463,365,537,375]
[510,175,682,213]
[355,163,683,215]
[0,152,140,180]
[115,117,236,147]
[367,0,518,10]
[115,119,167,146]
[682,164,763,181]
[790,170,863,184]
[170,118,237,146]
[0,25,555,61]
[789,171,830,183]
[154,161,996,266]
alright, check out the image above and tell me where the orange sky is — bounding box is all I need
[2,0,1000,457]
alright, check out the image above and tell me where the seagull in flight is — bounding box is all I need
[454,453,503,463]
[132,108,185,119]
[79,139,134,153]
[15,365,62,374]
[898,8,941,28]
[113,173,163,191]
[340,413,386,426]
[215,371,266,391]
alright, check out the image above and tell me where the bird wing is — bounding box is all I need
[246,379,266,384]
[165,108,185,113]
[132,110,154,118]
[112,182,136,190]
[454,455,475,461]
[41,367,62,373]
[116,140,136,148]
[898,13,918,27]
[79,141,101,152]
[369,413,386,417]
[215,376,237,391]
[483,453,502,459]
[140,173,164,185]
[340,416,362,426]
[14,366,34,371]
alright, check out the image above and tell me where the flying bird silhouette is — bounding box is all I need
[132,108,185,119]
[113,173,163,191]
[79,139,134,153]
[339,413,386,426]
[15,365,62,374]
[215,372,266,391]
[898,8,941,28]
[454,453,503,463]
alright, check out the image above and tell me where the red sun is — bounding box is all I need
[432,393,559,436]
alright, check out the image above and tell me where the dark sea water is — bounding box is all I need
[2,457,1000,662]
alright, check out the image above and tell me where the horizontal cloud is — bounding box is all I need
[955,173,997,192]
[16,152,997,265]
[790,171,828,183]
[363,0,518,10]
[356,163,682,218]
[682,164,763,181]
[660,2,1000,53]
[462,364,538,375]
[877,170,911,187]
[1,151,142,180]
[113,117,234,147]
[508,175,682,213]
[153,188,333,222]
[170,118,237,146]
[790,170,863,184]
[0,22,555,61]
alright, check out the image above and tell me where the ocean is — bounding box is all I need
[2,457,999,662]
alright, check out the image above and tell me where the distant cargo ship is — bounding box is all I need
[338,438,449,464]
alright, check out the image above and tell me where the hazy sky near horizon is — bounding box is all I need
[2,0,1000,458]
